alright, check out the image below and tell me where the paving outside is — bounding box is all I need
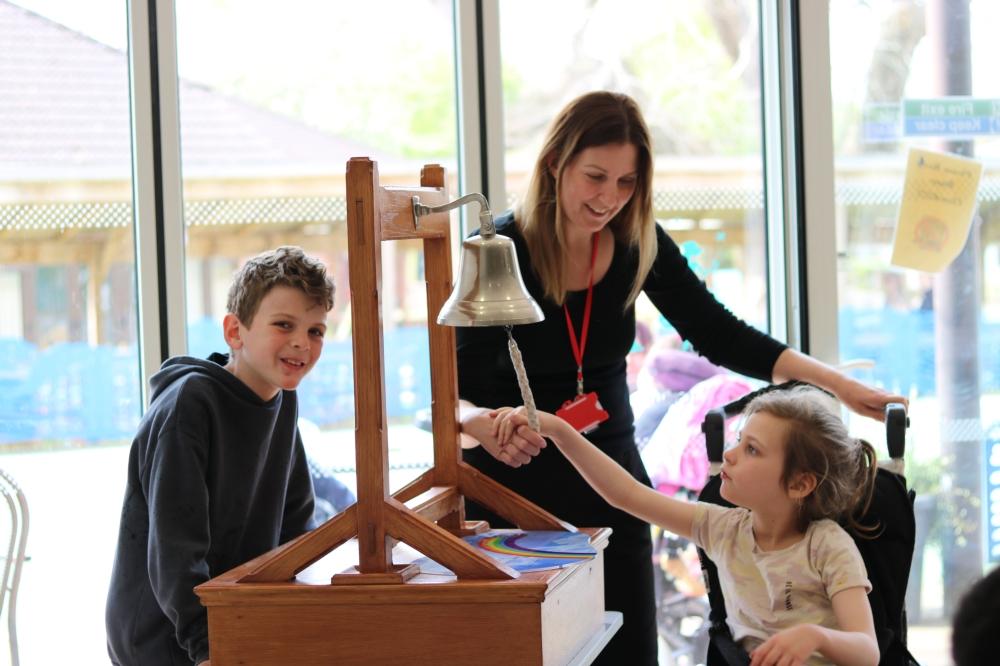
[0,425,960,665]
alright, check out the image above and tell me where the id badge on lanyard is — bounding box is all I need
[556,391,609,435]
[555,232,610,435]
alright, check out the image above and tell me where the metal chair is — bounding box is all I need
[0,469,28,666]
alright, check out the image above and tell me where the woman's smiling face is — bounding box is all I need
[556,142,638,235]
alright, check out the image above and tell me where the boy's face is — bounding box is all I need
[223,285,328,401]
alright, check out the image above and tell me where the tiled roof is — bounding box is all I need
[0,0,395,182]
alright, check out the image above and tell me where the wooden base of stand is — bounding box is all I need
[454,519,490,536]
[197,528,612,665]
[331,562,419,585]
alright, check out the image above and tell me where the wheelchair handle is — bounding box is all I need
[702,408,726,464]
[885,402,909,460]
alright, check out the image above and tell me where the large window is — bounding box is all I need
[498,0,769,343]
[0,1,139,663]
[0,1,459,663]
[174,0,458,495]
[829,1,1000,663]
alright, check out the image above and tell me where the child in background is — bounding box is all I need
[106,246,335,666]
[493,385,880,666]
[951,564,1000,666]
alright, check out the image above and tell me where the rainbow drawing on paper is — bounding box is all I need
[412,530,597,575]
[475,533,594,560]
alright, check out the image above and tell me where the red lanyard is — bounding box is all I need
[563,233,599,396]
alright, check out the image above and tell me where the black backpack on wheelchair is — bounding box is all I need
[697,382,920,666]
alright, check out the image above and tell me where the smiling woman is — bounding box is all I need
[556,143,637,290]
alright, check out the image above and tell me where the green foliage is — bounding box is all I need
[182,0,459,160]
[623,12,760,155]
[906,451,985,552]
[906,451,943,497]
[502,67,525,110]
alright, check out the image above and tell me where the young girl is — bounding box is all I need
[492,386,880,666]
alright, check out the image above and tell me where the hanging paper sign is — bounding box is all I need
[891,148,983,272]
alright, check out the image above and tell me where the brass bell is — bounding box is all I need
[437,232,543,327]
[412,193,544,327]
[413,192,543,430]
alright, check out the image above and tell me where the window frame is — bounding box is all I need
[127,0,187,404]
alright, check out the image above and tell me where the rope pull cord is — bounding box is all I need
[505,325,539,431]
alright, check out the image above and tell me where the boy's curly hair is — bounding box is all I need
[226,246,335,326]
[743,386,879,536]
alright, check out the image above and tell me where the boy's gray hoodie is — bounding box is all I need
[106,353,314,666]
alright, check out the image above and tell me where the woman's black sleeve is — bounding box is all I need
[642,224,787,381]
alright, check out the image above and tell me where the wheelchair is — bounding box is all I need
[697,381,920,666]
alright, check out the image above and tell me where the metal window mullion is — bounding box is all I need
[761,0,838,362]
[760,0,791,346]
[453,0,506,238]
[794,0,839,363]
[479,0,506,214]
[127,0,187,407]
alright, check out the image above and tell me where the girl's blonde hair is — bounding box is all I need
[517,91,656,307]
[743,386,879,536]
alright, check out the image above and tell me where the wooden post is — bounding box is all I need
[345,157,394,574]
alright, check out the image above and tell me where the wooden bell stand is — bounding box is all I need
[195,158,617,664]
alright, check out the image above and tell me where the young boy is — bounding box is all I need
[106,246,335,666]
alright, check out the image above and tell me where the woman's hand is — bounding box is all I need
[773,349,908,422]
[491,406,546,448]
[832,375,908,422]
[460,406,545,468]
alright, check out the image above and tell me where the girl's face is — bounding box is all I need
[556,142,638,236]
[719,411,793,511]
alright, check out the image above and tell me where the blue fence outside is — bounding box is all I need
[1,309,997,444]
[839,308,1000,396]
[185,317,433,427]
